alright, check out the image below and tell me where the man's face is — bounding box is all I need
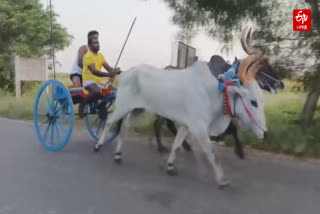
[90,34,100,52]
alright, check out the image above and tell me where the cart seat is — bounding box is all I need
[69,87,116,104]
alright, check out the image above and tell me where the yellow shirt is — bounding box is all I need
[82,51,110,84]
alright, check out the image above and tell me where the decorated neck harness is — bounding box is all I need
[219,59,266,132]
[220,59,254,119]
[218,60,241,116]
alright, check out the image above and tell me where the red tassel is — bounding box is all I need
[222,80,233,116]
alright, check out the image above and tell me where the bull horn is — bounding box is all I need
[246,56,265,81]
[241,27,255,55]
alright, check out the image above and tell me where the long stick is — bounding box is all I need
[114,17,137,69]
[108,17,136,86]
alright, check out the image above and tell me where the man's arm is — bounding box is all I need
[103,61,122,74]
[77,46,88,68]
[102,61,114,73]
[88,64,116,78]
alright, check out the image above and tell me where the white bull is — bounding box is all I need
[97,28,268,187]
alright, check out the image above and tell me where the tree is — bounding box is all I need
[162,0,320,127]
[0,0,72,90]
[163,0,270,47]
[300,0,320,128]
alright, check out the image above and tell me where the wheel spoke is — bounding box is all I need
[56,100,68,117]
[55,122,61,144]
[53,100,59,112]
[59,105,70,120]
[56,120,67,135]
[55,109,61,117]
[38,112,48,116]
[96,119,102,136]
[45,91,54,111]
[43,120,51,142]
[40,100,50,113]
[58,99,71,117]
[39,118,49,129]
[106,102,113,110]
[50,121,54,145]
[54,103,62,117]
[51,85,56,108]
[91,116,100,127]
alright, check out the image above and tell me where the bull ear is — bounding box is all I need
[227,86,248,97]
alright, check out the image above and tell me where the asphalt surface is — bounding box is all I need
[0,118,320,214]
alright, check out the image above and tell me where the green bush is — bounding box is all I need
[0,54,15,91]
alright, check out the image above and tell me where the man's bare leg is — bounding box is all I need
[78,84,101,118]
[72,76,82,88]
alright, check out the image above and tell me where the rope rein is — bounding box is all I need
[222,81,266,132]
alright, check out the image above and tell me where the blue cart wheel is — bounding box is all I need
[85,99,119,144]
[33,80,74,151]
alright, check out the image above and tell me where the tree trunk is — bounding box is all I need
[300,69,320,128]
[301,88,320,128]
[300,0,320,128]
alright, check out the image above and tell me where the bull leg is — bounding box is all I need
[154,115,169,153]
[95,105,127,151]
[113,116,129,163]
[167,126,189,175]
[114,128,125,164]
[95,95,135,150]
[166,119,192,152]
[95,122,108,151]
[229,122,244,159]
[191,124,230,188]
[114,112,140,163]
[94,119,122,152]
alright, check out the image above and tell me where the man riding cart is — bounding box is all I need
[70,30,123,118]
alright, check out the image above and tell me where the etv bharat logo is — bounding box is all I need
[293,9,311,31]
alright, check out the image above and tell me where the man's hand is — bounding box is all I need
[114,67,122,75]
[108,72,117,78]
[106,67,122,79]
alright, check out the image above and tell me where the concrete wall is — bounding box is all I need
[15,55,48,98]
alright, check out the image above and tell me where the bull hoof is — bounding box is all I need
[239,152,245,160]
[235,148,245,160]
[158,146,169,153]
[182,142,192,152]
[94,144,103,152]
[167,163,178,176]
[114,152,122,164]
[114,158,123,164]
[218,179,231,189]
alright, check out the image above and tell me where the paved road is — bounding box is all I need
[0,118,320,214]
